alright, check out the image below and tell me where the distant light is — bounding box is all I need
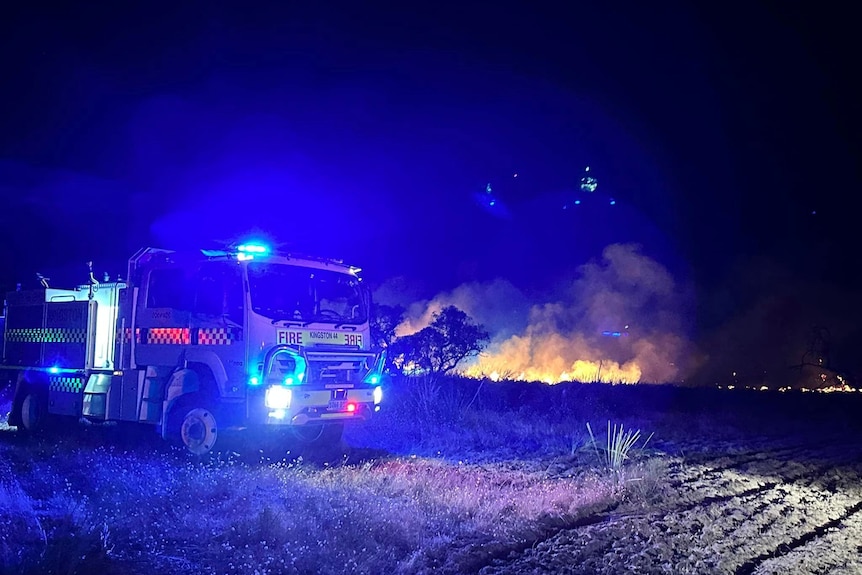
[609,199,616,205]
[249,376,261,386]
[580,166,598,192]
[513,173,518,178]
[489,200,496,206]
[574,200,581,205]
[48,366,60,374]
[811,210,817,215]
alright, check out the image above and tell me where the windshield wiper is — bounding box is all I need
[270,317,304,326]
[298,318,358,328]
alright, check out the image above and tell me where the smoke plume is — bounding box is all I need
[386,243,696,384]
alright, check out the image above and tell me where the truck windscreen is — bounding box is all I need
[247,263,367,325]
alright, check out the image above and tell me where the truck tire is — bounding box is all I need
[169,396,219,456]
[16,390,48,434]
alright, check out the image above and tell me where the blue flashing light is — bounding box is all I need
[48,366,60,374]
[574,200,581,205]
[489,200,496,206]
[363,350,386,385]
[270,348,307,387]
[237,243,269,254]
[249,376,261,386]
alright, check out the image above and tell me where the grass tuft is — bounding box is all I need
[586,421,654,482]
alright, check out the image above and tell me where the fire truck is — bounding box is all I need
[0,244,385,454]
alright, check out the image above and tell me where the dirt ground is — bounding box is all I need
[481,433,862,575]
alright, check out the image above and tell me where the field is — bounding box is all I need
[2,377,862,575]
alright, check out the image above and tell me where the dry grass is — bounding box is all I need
[5,375,856,574]
[0,440,626,575]
[0,377,665,575]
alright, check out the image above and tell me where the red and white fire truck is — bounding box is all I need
[0,244,385,454]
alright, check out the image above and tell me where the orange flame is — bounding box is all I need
[462,358,641,384]
[460,331,644,384]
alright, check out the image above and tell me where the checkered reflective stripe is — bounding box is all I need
[115,328,134,343]
[144,327,191,345]
[49,375,84,393]
[4,328,87,343]
[197,327,238,345]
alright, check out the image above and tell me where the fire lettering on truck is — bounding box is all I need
[275,330,362,347]
[345,334,362,346]
[309,331,337,339]
[277,330,303,345]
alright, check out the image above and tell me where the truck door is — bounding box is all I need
[134,265,192,368]
[186,262,245,398]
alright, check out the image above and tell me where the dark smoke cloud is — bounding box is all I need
[697,256,862,387]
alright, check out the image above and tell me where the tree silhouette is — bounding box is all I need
[370,303,405,351]
[391,306,489,377]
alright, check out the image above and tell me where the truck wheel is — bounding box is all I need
[17,391,48,434]
[168,396,219,456]
[179,407,218,456]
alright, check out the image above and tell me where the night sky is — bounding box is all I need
[1,2,859,378]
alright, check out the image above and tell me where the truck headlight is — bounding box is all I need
[373,386,383,405]
[265,386,292,409]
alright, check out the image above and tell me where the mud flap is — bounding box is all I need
[160,369,201,439]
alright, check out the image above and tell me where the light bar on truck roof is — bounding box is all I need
[237,243,269,254]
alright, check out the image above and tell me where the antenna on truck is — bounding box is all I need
[87,261,100,300]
